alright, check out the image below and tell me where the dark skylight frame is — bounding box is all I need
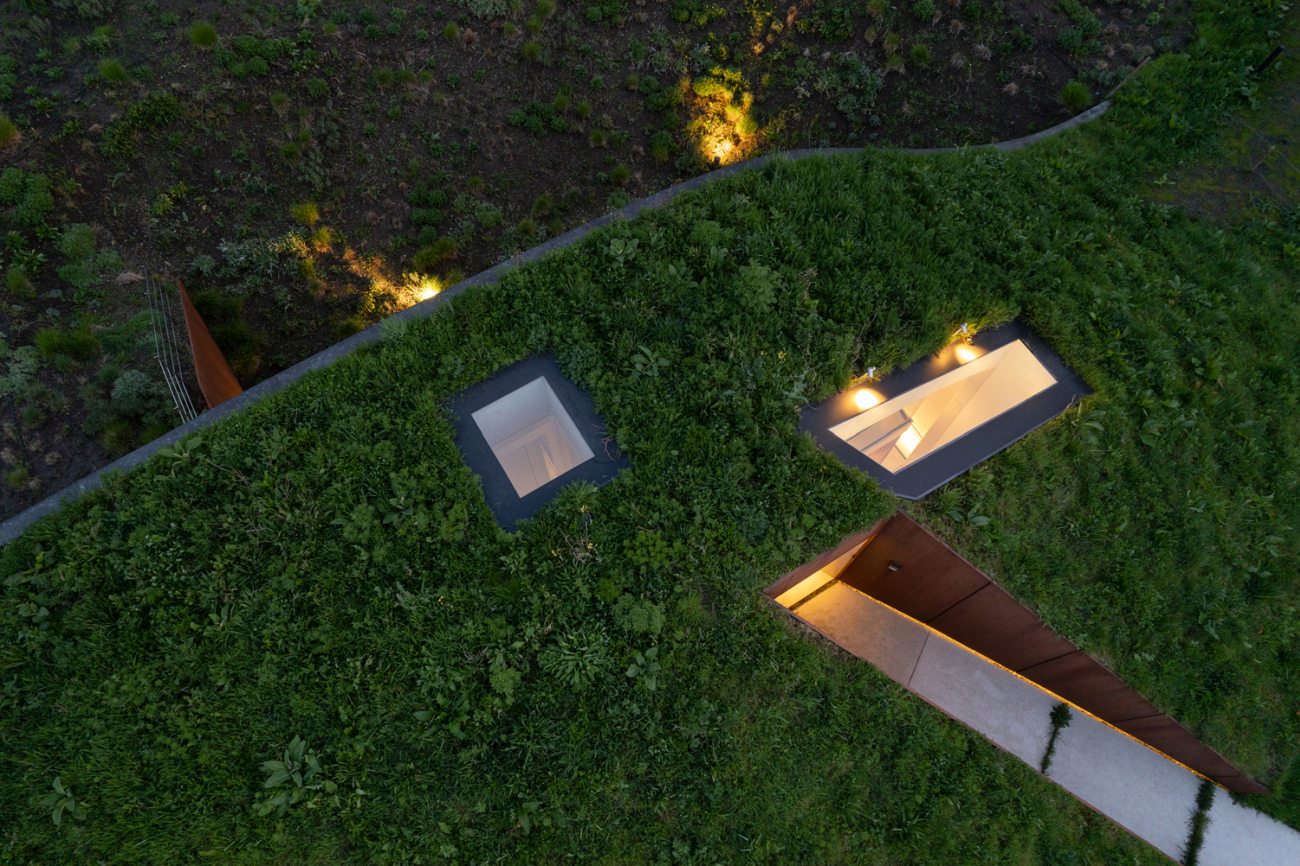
[446,354,630,528]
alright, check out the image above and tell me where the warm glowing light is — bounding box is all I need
[955,345,978,364]
[713,139,733,160]
[416,284,438,302]
[854,388,881,410]
[896,425,922,457]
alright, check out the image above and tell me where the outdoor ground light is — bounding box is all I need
[800,321,1091,498]
[446,354,630,528]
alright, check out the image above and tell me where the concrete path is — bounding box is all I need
[785,580,1300,865]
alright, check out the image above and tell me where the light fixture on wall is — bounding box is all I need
[854,388,881,410]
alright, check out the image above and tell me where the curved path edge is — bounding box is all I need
[0,102,1111,546]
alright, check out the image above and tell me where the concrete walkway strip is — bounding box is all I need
[0,104,1112,546]
[1199,794,1300,866]
[784,580,1300,865]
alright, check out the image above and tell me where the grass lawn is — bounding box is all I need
[0,0,1297,862]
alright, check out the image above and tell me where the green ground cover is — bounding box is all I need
[0,0,1297,862]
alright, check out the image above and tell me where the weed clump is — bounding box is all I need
[412,237,457,271]
[521,41,542,62]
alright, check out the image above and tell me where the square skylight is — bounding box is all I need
[472,377,595,498]
[445,354,631,529]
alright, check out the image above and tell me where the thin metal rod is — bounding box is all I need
[146,276,198,423]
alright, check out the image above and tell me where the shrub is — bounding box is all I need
[411,237,457,270]
[0,113,18,151]
[35,325,100,361]
[1059,80,1091,112]
[189,22,218,47]
[305,77,329,97]
[291,202,319,226]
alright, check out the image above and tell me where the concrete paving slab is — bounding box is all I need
[1047,711,1201,861]
[907,631,1059,766]
[794,583,929,686]
[1199,789,1300,866]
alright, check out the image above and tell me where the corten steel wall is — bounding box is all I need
[776,512,1266,795]
[178,282,243,409]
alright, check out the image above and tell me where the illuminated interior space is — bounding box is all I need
[800,321,1091,499]
[445,354,631,528]
[472,377,595,498]
[829,340,1057,473]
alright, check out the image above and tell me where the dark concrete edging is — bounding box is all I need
[0,102,1111,546]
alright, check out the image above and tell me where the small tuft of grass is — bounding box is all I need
[0,113,18,151]
[609,164,631,186]
[467,176,484,196]
[518,217,537,238]
[910,43,931,66]
[537,0,556,17]
[525,15,542,35]
[291,202,320,226]
[521,41,542,62]
[443,23,459,40]
[575,99,593,120]
[35,325,100,361]
[98,59,129,83]
[280,142,302,163]
[1059,80,1092,112]
[588,129,608,148]
[375,68,396,89]
[189,22,218,48]
[269,91,289,115]
[334,316,365,340]
[532,191,553,217]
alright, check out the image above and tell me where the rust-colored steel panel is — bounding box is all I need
[178,281,243,409]
[1211,775,1270,796]
[926,583,1078,672]
[1114,715,1244,779]
[837,513,989,621]
[764,517,888,600]
[1019,651,1162,723]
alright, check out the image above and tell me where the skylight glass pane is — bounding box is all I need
[829,340,1057,473]
[471,377,595,497]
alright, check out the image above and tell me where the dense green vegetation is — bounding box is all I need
[1,0,1297,862]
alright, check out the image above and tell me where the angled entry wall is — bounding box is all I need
[767,512,1265,795]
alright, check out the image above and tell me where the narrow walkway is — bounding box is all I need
[778,578,1300,865]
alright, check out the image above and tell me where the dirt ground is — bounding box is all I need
[0,0,1197,520]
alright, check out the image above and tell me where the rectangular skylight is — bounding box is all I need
[829,340,1057,473]
[471,377,595,498]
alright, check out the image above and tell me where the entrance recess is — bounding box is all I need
[766,512,1266,796]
